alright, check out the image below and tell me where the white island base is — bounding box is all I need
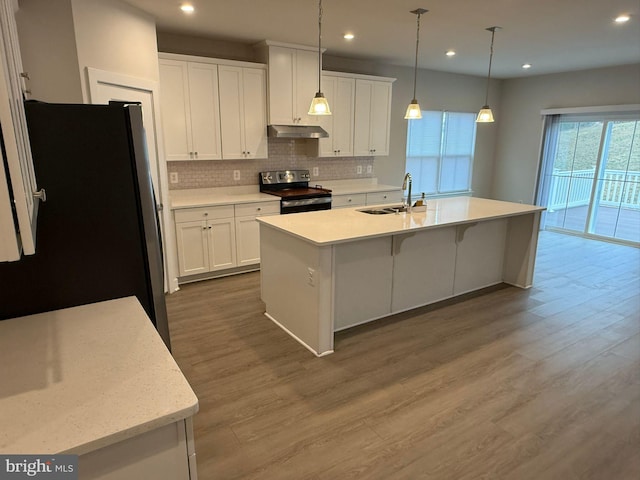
[258,197,544,356]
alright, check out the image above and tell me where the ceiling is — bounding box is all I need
[124,0,640,79]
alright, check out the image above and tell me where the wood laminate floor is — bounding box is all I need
[166,231,640,479]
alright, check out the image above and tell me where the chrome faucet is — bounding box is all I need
[402,173,412,212]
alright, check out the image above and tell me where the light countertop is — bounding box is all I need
[170,186,277,209]
[257,196,545,246]
[0,297,198,455]
[169,180,403,209]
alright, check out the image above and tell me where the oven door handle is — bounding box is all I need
[281,197,332,208]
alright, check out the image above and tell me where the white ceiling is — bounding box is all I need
[124,0,640,79]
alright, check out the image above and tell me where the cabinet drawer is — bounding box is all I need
[235,201,280,217]
[332,193,366,208]
[366,190,403,206]
[174,205,234,223]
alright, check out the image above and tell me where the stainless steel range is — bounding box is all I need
[259,170,332,214]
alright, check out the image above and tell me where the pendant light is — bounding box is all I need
[476,26,500,123]
[405,8,428,120]
[308,0,331,115]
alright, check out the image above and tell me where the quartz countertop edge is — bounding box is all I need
[256,196,546,246]
[0,297,199,455]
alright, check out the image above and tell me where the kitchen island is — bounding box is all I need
[257,196,545,356]
[0,297,199,479]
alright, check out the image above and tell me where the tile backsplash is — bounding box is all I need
[167,138,375,189]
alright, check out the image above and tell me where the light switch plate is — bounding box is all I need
[169,172,179,184]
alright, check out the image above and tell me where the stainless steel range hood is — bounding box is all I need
[267,124,329,139]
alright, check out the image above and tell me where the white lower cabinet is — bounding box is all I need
[366,190,403,206]
[175,201,279,279]
[391,228,456,312]
[334,236,393,330]
[175,206,236,277]
[333,222,506,330]
[454,219,507,295]
[332,193,366,209]
[80,419,196,480]
[234,201,279,266]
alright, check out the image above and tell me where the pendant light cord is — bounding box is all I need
[484,27,497,106]
[317,0,323,93]
[412,11,422,100]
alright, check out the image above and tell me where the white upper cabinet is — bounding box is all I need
[354,79,392,156]
[218,65,267,159]
[159,59,222,161]
[318,74,355,157]
[0,0,40,262]
[261,44,319,126]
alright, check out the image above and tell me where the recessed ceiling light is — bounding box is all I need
[445,50,456,57]
[522,63,532,69]
[615,14,630,23]
[180,4,194,14]
[343,33,355,40]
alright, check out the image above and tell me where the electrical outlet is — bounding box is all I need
[312,167,319,177]
[357,165,363,174]
[233,170,241,181]
[307,267,315,286]
[169,172,179,184]
[367,165,373,174]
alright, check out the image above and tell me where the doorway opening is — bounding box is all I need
[537,110,639,246]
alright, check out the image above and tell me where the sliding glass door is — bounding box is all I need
[538,112,639,245]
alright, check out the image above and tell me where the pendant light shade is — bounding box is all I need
[476,26,500,123]
[309,0,331,115]
[404,8,428,120]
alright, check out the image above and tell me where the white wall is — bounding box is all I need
[16,0,83,103]
[16,0,160,102]
[70,0,159,102]
[492,63,640,203]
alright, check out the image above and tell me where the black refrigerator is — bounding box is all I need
[0,101,171,350]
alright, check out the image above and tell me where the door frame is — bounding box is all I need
[86,67,179,293]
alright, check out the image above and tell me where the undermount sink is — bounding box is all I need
[358,205,408,215]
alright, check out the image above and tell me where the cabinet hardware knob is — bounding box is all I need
[202,227,207,230]
[208,226,212,229]
[257,207,261,211]
[204,212,208,216]
[32,188,47,202]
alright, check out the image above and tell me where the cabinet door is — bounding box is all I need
[208,218,237,271]
[318,75,355,157]
[369,81,392,156]
[159,60,192,161]
[0,0,39,260]
[235,215,261,266]
[294,49,319,126]
[218,65,245,159]
[332,193,366,209]
[454,219,507,295]
[391,228,456,313]
[366,190,403,206]
[267,46,295,124]
[353,79,373,156]
[333,236,393,330]
[187,62,222,160]
[241,68,267,159]
[175,220,209,277]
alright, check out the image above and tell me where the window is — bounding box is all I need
[405,111,477,196]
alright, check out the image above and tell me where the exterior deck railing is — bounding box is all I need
[547,169,640,211]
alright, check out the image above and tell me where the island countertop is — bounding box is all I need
[257,196,545,246]
[0,297,198,455]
